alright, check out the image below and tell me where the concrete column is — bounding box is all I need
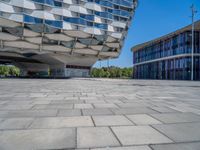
[49,64,65,77]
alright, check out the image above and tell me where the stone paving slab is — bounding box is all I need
[57,109,82,116]
[152,122,200,142]
[29,116,94,129]
[6,100,33,105]
[50,100,84,104]
[82,108,114,116]
[93,103,118,108]
[116,103,150,108]
[0,110,58,118]
[150,112,200,124]
[84,100,106,104]
[111,126,173,145]
[0,118,33,130]
[150,142,200,150]
[111,107,158,115]
[75,104,94,109]
[32,103,74,109]
[93,115,133,126]
[0,104,34,110]
[0,128,75,150]
[150,106,179,113]
[92,145,152,150]
[0,118,4,123]
[126,114,162,125]
[77,127,120,148]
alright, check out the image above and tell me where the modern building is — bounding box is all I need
[0,0,137,77]
[132,20,200,80]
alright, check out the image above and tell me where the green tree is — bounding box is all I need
[104,70,110,78]
[0,66,9,76]
[91,67,133,79]
[9,66,20,76]
[0,65,20,76]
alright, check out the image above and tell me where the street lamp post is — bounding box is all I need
[191,4,197,81]
[99,60,101,68]
[107,59,110,68]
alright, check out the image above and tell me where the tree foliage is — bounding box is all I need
[0,65,20,77]
[91,66,133,78]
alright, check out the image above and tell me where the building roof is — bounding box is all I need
[131,20,200,52]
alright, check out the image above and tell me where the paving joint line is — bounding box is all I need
[149,125,176,143]
[109,126,123,147]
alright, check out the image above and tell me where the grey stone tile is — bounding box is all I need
[111,107,158,115]
[34,97,64,101]
[93,104,118,108]
[150,112,200,124]
[85,100,106,104]
[168,105,200,115]
[0,101,8,105]
[82,108,114,116]
[75,104,94,109]
[150,142,200,150]
[150,106,179,113]
[111,126,172,145]
[126,114,162,125]
[32,104,73,109]
[93,115,133,126]
[51,100,84,104]
[0,104,34,110]
[29,93,47,98]
[92,145,151,150]
[0,128,75,150]
[77,127,120,148]
[12,94,29,98]
[0,110,58,118]
[152,122,200,142]
[32,101,51,105]
[0,118,33,130]
[29,116,93,129]
[6,101,33,105]
[105,100,123,104]
[57,109,82,116]
[117,103,148,108]
[47,95,65,98]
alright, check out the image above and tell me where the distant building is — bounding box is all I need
[132,21,200,80]
[0,0,137,77]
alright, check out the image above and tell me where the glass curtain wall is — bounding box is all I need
[134,57,200,80]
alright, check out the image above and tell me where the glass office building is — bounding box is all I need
[132,21,200,80]
[0,0,137,77]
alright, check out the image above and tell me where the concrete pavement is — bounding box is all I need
[0,78,200,150]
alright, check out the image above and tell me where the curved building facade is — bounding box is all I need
[0,0,137,77]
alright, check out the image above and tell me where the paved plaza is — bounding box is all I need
[0,78,200,150]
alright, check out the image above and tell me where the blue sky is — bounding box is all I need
[94,0,200,68]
